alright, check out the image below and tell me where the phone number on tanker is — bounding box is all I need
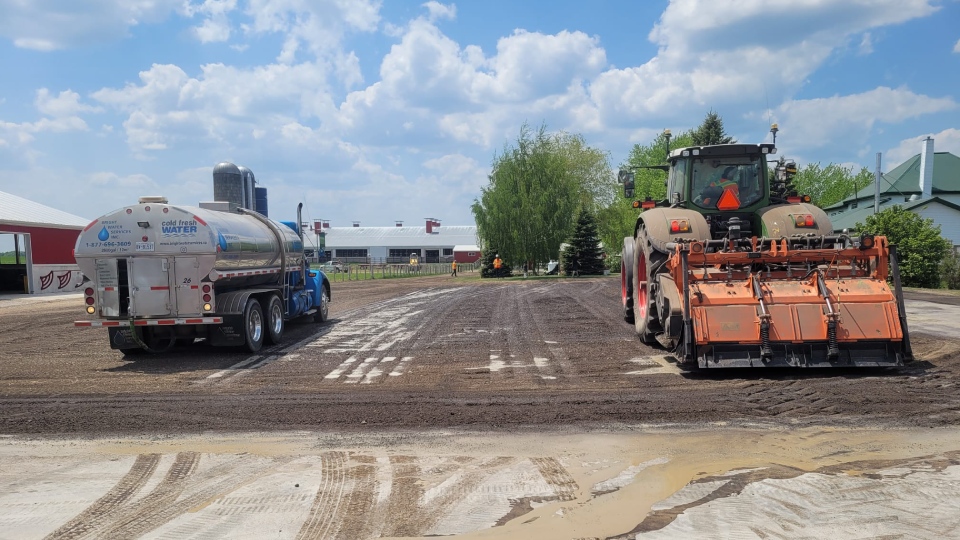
[85,242,132,248]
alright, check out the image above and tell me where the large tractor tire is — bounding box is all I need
[632,227,666,344]
[621,236,635,323]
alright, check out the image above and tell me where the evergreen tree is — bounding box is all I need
[691,110,735,146]
[560,210,605,276]
[480,246,512,278]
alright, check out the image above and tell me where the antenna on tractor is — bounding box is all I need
[770,123,778,146]
[663,129,672,161]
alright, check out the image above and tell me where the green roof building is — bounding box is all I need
[825,137,960,246]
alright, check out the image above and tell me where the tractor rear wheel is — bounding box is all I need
[621,236,635,323]
[632,227,665,344]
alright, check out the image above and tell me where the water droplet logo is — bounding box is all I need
[218,232,228,252]
[98,227,110,241]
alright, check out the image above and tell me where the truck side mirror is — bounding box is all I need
[619,170,635,198]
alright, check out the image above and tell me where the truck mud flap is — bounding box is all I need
[208,314,246,346]
[108,327,140,350]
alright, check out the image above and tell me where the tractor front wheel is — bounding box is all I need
[622,236,635,323]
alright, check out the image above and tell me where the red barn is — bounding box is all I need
[0,191,89,294]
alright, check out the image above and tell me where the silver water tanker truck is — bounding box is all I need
[74,195,330,354]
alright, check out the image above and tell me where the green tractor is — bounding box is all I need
[619,136,911,369]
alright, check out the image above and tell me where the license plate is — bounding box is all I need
[136,242,155,252]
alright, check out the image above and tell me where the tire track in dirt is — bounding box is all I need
[296,451,346,540]
[90,451,200,540]
[44,453,161,540]
[381,455,423,538]
[530,457,578,501]
[415,456,517,536]
[332,454,378,540]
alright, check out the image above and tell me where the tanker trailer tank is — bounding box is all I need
[74,196,331,355]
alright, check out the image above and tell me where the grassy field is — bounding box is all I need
[0,252,25,265]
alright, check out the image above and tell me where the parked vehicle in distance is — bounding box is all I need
[320,260,345,273]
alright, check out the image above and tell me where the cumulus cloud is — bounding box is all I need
[183,0,237,43]
[423,1,456,22]
[91,61,336,154]
[954,38,960,53]
[243,0,379,64]
[885,129,960,165]
[0,0,180,50]
[0,89,99,151]
[773,87,956,151]
[589,0,939,127]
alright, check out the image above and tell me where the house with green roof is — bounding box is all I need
[825,137,960,246]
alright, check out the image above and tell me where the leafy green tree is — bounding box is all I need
[691,110,735,146]
[561,210,605,276]
[856,206,951,288]
[472,123,612,272]
[940,249,960,290]
[790,162,873,208]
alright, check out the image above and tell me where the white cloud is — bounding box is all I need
[243,0,379,63]
[183,0,237,43]
[859,32,874,55]
[954,38,960,53]
[36,89,102,118]
[91,61,337,154]
[885,129,960,166]
[0,0,180,50]
[589,0,939,127]
[0,89,99,151]
[773,87,956,152]
[423,1,456,22]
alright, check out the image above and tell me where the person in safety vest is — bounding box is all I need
[698,166,739,206]
[451,260,458,277]
[493,255,503,277]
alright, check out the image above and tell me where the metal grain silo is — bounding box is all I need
[237,165,256,211]
[212,161,243,212]
[255,186,269,217]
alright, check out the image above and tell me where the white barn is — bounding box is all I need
[310,219,479,264]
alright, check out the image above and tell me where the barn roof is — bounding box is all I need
[324,225,478,248]
[0,191,90,229]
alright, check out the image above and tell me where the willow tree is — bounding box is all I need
[472,124,612,272]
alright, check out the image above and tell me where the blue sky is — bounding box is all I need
[1,0,958,227]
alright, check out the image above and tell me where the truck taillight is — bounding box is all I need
[203,294,211,302]
[85,297,95,305]
[202,284,211,293]
[84,287,94,296]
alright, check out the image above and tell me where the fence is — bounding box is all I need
[315,260,479,282]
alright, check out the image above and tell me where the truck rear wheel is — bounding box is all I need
[265,295,284,345]
[632,227,665,344]
[244,298,264,353]
[622,236,635,323]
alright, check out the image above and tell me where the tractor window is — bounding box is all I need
[670,159,688,202]
[691,159,764,210]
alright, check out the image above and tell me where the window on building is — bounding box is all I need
[335,249,367,258]
[389,248,419,258]
[442,248,453,256]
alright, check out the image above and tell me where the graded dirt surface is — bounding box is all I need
[2,275,960,539]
